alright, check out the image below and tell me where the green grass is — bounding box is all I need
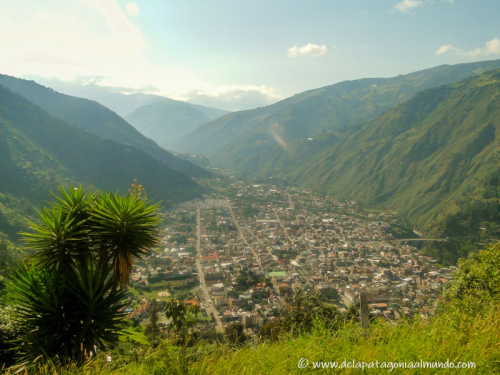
[196,313,212,322]
[19,303,500,374]
[127,287,174,302]
[157,280,189,287]
[119,328,150,346]
[127,286,140,298]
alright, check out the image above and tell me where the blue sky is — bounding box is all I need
[0,0,499,110]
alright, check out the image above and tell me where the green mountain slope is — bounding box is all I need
[0,74,211,178]
[174,59,500,168]
[52,90,166,118]
[248,70,500,239]
[21,78,167,117]
[0,85,204,241]
[125,100,228,149]
[28,81,228,121]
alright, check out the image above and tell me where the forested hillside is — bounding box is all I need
[0,85,204,242]
[243,70,500,262]
[0,74,212,178]
[175,59,500,169]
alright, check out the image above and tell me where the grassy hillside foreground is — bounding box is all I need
[15,241,500,374]
[4,237,499,374]
[21,305,499,374]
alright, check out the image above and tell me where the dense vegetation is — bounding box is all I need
[428,192,500,264]
[175,59,500,168]
[0,74,211,178]
[0,84,204,243]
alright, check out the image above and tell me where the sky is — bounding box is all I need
[0,0,499,111]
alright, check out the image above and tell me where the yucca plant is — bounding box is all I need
[7,185,160,367]
[91,192,160,287]
[22,187,95,273]
[8,261,128,364]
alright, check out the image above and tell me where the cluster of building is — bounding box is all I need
[129,177,452,335]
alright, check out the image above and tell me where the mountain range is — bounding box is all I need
[0,84,205,241]
[3,60,500,262]
[242,70,500,248]
[18,80,169,117]
[20,78,229,151]
[0,74,211,178]
[125,99,228,149]
[175,59,500,170]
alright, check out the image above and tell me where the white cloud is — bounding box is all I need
[436,44,452,55]
[393,0,423,14]
[436,38,500,58]
[0,0,282,111]
[287,43,328,57]
[394,0,454,14]
[465,37,500,57]
[126,2,139,17]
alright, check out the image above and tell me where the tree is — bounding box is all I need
[129,178,147,201]
[318,287,340,301]
[144,299,160,346]
[236,270,261,291]
[0,305,21,367]
[7,186,160,366]
[0,239,22,281]
[279,291,342,335]
[225,322,246,345]
[257,320,281,341]
[0,240,14,301]
[0,240,9,274]
[344,302,360,322]
[164,299,200,345]
[444,243,500,315]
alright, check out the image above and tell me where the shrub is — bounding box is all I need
[0,305,21,367]
[6,186,160,367]
[279,291,343,335]
[444,242,500,315]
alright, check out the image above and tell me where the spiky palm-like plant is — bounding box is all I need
[8,186,160,366]
[22,187,95,273]
[91,193,160,287]
[9,261,128,364]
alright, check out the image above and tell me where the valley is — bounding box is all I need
[1,35,499,373]
[186,69,500,264]
[2,1,500,372]
[127,171,452,336]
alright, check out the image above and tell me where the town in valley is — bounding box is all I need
[128,170,452,337]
